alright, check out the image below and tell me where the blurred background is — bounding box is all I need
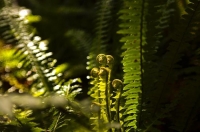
[0,0,101,100]
[12,0,123,100]
[16,0,96,78]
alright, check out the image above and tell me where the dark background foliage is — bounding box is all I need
[17,0,95,70]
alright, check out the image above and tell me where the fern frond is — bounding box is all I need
[89,68,109,131]
[141,0,176,129]
[142,0,200,131]
[49,111,68,132]
[89,54,118,131]
[0,6,84,97]
[0,7,58,94]
[152,0,200,117]
[111,79,124,131]
[10,109,44,132]
[117,0,148,131]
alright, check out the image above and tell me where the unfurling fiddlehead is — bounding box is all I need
[111,79,123,132]
[89,54,123,132]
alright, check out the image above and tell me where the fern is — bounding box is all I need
[117,0,148,131]
[0,109,43,132]
[141,0,176,130]
[48,108,85,132]
[89,54,112,131]
[89,54,124,132]
[0,6,58,94]
[152,0,200,118]
[1,0,200,131]
[142,0,200,131]
[111,79,123,131]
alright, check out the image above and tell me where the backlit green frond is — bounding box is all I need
[118,0,147,131]
[88,54,124,131]
[89,55,112,131]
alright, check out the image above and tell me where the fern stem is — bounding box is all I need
[97,83,101,131]
[115,91,121,123]
[104,69,112,132]
[14,116,24,127]
[115,87,123,132]
[107,68,112,122]
[27,45,53,92]
[52,112,62,132]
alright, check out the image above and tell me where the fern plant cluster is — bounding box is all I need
[88,0,200,131]
[0,0,200,132]
[88,54,123,131]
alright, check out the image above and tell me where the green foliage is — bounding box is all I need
[88,0,200,131]
[117,0,146,131]
[0,1,89,131]
[89,54,122,132]
[0,0,200,132]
